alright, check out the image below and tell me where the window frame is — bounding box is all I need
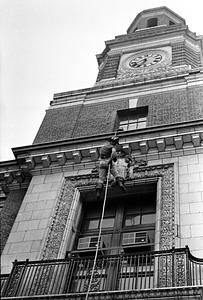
[147,18,158,28]
[117,106,148,132]
[74,184,156,255]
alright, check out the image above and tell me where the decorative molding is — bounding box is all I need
[99,65,191,84]
[41,164,175,259]
[73,151,82,163]
[2,124,202,179]
[41,155,51,168]
[90,148,99,161]
[56,153,66,166]
[57,286,203,299]
[40,177,98,260]
[25,157,35,169]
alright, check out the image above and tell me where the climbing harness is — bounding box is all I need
[85,164,111,300]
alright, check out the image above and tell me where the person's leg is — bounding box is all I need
[111,160,127,192]
[96,160,108,200]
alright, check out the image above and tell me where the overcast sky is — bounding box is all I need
[1,0,203,161]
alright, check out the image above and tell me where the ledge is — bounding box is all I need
[1,286,203,300]
[0,120,202,191]
[11,119,203,157]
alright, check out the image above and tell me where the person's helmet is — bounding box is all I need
[109,136,119,144]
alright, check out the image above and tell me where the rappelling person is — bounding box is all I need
[111,144,132,188]
[96,135,127,200]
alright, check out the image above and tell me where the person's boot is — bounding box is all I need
[116,177,127,192]
[96,183,103,200]
[110,180,116,188]
[96,188,102,200]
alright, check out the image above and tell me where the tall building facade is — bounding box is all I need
[1,6,203,299]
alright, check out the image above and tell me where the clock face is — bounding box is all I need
[128,53,162,68]
[117,48,172,79]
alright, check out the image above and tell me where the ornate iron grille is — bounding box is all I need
[1,247,203,297]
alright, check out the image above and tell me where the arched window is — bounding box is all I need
[147,18,158,27]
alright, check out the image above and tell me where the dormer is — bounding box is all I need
[127,6,186,33]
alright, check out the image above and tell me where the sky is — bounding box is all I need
[1,0,203,161]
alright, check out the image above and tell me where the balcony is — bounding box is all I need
[1,247,203,299]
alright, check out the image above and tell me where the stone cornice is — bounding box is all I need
[11,119,203,155]
[95,65,196,88]
[51,68,203,108]
[0,120,202,191]
[0,159,31,193]
[97,25,202,65]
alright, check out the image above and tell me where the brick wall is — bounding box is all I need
[33,86,203,144]
[187,86,203,120]
[96,54,121,82]
[72,99,128,137]
[33,105,82,144]
[0,189,27,255]
[172,42,201,68]
[137,89,198,126]
[33,99,129,144]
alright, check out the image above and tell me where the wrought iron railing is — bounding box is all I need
[1,247,203,297]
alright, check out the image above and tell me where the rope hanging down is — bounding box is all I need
[85,164,111,300]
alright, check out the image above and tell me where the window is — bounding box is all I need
[82,203,115,231]
[169,20,175,26]
[117,107,148,132]
[70,184,157,292]
[147,18,158,27]
[74,184,156,256]
[124,199,156,227]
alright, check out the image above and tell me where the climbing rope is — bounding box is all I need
[85,163,111,300]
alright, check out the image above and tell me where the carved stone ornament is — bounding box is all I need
[41,164,175,260]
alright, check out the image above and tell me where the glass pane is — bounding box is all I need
[104,206,116,217]
[119,119,128,125]
[125,202,140,214]
[142,201,156,212]
[138,117,147,122]
[137,121,146,129]
[119,124,128,131]
[125,215,140,226]
[141,213,156,224]
[128,122,137,130]
[128,114,138,121]
[84,219,99,230]
[85,206,101,218]
[102,217,115,228]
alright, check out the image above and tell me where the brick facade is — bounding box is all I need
[172,42,201,68]
[33,86,203,144]
[138,88,203,126]
[33,105,82,144]
[33,99,129,144]
[96,54,121,82]
[72,99,128,137]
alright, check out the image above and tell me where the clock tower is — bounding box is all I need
[96,6,202,85]
[1,6,203,299]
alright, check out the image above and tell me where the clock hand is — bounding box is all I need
[135,57,147,66]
